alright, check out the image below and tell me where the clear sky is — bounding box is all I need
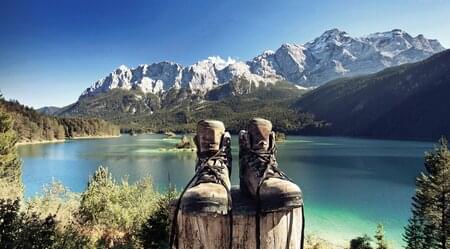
[1,0,449,108]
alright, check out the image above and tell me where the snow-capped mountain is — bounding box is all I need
[82,56,274,97]
[249,29,445,86]
[81,29,445,97]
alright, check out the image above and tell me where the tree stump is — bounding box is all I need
[171,186,304,249]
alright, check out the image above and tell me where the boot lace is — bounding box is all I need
[243,144,304,249]
[169,140,233,249]
[195,151,231,185]
[242,144,291,181]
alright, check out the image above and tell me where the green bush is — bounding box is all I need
[27,181,80,227]
[139,188,177,249]
[0,199,57,249]
[350,235,373,249]
[78,166,161,247]
[0,166,174,248]
[0,199,20,247]
[52,223,93,249]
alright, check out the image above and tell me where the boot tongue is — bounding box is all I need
[197,120,225,153]
[248,118,272,150]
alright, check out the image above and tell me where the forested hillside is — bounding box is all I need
[58,80,326,134]
[296,49,450,140]
[40,50,450,141]
[0,98,119,143]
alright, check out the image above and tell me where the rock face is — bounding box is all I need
[82,62,183,97]
[81,29,445,97]
[249,29,445,87]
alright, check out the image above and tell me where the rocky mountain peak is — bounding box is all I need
[81,28,445,98]
[319,28,350,41]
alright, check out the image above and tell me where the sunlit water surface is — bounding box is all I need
[18,134,432,248]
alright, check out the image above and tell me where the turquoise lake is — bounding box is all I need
[18,134,433,248]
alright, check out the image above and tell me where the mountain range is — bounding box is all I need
[80,28,444,98]
[37,28,449,141]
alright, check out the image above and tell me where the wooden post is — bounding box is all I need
[171,186,304,249]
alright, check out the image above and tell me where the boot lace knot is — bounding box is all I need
[195,155,228,185]
[244,146,288,180]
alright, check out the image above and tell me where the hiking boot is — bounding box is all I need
[181,120,232,214]
[239,118,302,212]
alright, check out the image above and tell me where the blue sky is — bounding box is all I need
[1,0,449,108]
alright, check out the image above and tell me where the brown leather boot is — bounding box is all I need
[239,118,302,212]
[180,120,232,214]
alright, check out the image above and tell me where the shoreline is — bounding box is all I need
[16,139,66,146]
[16,134,121,146]
[69,134,121,140]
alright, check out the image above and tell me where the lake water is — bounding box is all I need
[18,134,433,248]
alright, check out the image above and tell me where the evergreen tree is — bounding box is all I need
[403,137,450,249]
[374,223,388,249]
[404,215,426,249]
[0,105,22,200]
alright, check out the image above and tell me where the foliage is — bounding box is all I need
[403,214,429,249]
[374,223,388,249]
[78,166,161,247]
[27,181,80,227]
[0,105,22,200]
[56,80,326,134]
[60,117,119,138]
[0,166,177,248]
[0,199,57,249]
[0,98,119,143]
[403,137,450,249]
[52,223,93,249]
[297,49,450,140]
[350,235,373,249]
[139,188,177,249]
[304,235,339,249]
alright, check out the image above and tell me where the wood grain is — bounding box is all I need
[171,186,303,249]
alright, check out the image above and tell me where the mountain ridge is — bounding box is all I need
[41,49,450,141]
[35,31,450,141]
[296,49,450,140]
[80,28,444,98]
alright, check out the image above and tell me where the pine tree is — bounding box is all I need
[0,104,22,200]
[423,137,450,249]
[403,137,450,249]
[404,214,426,249]
[374,223,388,249]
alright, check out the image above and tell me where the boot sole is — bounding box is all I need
[182,198,229,215]
[240,179,303,212]
[260,193,303,212]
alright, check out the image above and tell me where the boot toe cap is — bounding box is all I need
[259,178,303,211]
[181,183,230,214]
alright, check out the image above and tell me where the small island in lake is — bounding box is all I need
[275,131,286,143]
[176,135,196,150]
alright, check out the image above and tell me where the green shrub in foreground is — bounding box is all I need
[350,235,373,249]
[78,166,162,247]
[0,199,57,249]
[139,187,177,249]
